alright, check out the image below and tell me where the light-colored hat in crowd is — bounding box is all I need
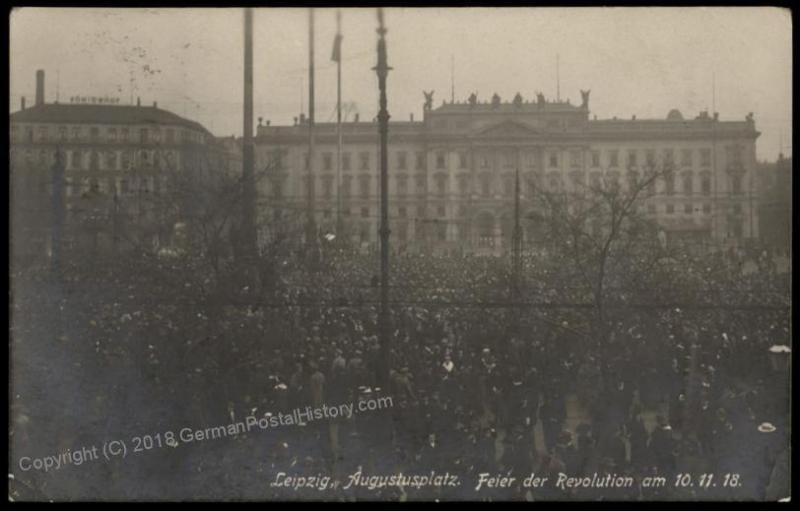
[758,422,777,433]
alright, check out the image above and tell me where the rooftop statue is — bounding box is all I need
[468,92,478,106]
[537,92,545,105]
[423,90,434,111]
[491,93,501,108]
[580,89,591,109]
[512,92,523,107]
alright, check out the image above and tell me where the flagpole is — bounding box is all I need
[336,10,343,238]
[307,8,317,262]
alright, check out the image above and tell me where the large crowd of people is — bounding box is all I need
[10,240,791,500]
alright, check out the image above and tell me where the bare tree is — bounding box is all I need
[527,160,676,345]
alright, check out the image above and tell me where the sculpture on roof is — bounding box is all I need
[491,93,501,108]
[746,112,754,122]
[580,89,591,109]
[667,109,683,121]
[512,92,523,107]
[468,92,478,106]
[423,90,434,111]
[536,92,545,105]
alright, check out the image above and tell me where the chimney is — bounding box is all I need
[354,113,359,123]
[410,113,414,122]
[293,117,298,126]
[35,70,45,106]
[299,113,306,125]
[266,120,271,126]
[20,96,25,110]
[713,112,719,121]
[137,97,141,107]
[153,101,158,108]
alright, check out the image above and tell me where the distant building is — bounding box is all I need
[10,69,224,266]
[214,135,244,178]
[254,90,760,253]
[757,154,791,251]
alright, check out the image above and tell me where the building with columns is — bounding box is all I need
[256,90,760,254]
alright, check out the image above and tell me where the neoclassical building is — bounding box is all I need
[254,90,760,254]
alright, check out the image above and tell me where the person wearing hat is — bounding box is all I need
[709,407,734,467]
[347,350,366,390]
[601,424,628,471]
[540,388,566,455]
[475,427,498,474]
[575,423,597,477]
[288,360,306,412]
[308,360,326,409]
[626,406,650,470]
[649,415,677,476]
[393,365,417,404]
[554,429,579,475]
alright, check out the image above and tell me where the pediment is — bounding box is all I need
[473,120,541,138]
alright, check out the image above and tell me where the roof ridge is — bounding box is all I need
[9,102,212,135]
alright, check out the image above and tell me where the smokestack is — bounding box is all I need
[21,96,26,110]
[35,70,45,106]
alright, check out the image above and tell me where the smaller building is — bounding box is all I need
[10,69,222,267]
[757,154,792,252]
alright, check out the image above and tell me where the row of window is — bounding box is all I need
[265,170,747,199]
[283,145,743,174]
[647,202,745,216]
[13,148,178,171]
[63,176,166,197]
[11,124,204,145]
[289,151,430,172]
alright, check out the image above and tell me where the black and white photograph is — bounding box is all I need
[8,6,792,501]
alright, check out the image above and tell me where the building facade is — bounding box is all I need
[254,91,760,254]
[756,154,792,252]
[10,69,226,266]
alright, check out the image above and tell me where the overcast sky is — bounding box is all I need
[10,7,792,160]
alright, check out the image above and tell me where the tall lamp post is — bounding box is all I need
[511,164,522,341]
[51,148,65,277]
[374,8,392,385]
[306,8,318,266]
[242,7,257,260]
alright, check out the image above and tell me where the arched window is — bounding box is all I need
[476,211,495,247]
[503,174,515,197]
[500,213,513,245]
[457,174,470,196]
[359,175,371,198]
[682,172,693,195]
[480,173,492,197]
[435,174,447,197]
